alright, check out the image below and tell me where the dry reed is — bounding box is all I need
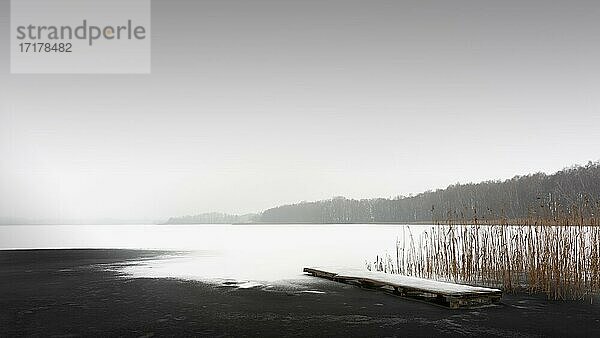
[369,200,600,300]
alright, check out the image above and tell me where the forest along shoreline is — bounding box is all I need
[167,162,600,225]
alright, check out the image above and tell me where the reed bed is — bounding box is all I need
[368,209,600,300]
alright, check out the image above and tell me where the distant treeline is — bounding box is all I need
[260,161,600,224]
[167,161,600,224]
[166,212,258,224]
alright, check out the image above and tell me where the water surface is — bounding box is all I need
[0,224,423,285]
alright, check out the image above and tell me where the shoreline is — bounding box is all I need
[2,249,600,337]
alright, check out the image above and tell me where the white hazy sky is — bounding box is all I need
[1,0,599,222]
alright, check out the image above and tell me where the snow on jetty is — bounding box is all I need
[304,267,502,308]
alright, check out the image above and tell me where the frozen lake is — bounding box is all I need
[0,224,426,285]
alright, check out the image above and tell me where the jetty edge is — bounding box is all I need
[303,267,502,309]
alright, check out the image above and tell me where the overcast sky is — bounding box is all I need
[1,0,599,222]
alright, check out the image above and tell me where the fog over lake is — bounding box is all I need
[1,0,599,224]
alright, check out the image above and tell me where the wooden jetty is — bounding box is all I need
[303,267,502,309]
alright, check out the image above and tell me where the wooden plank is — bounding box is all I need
[303,267,502,308]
